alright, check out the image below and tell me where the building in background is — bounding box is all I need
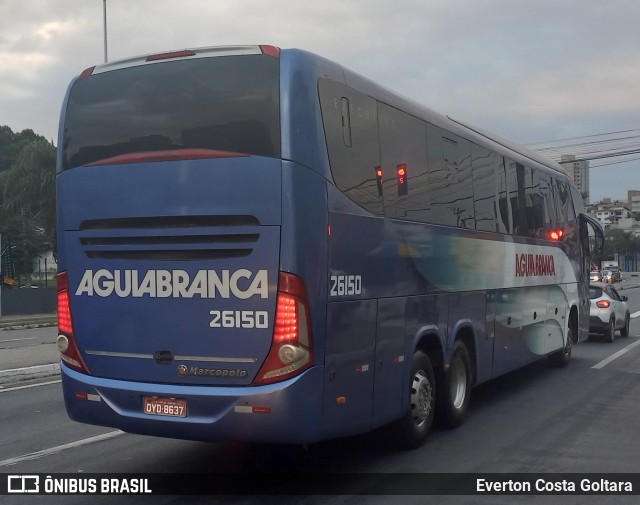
[561,154,590,204]
[628,190,640,219]
[587,198,630,228]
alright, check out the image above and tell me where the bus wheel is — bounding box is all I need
[391,350,435,449]
[437,340,472,428]
[548,324,573,367]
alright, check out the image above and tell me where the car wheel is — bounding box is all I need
[390,350,435,449]
[621,314,630,338]
[606,318,615,343]
[437,340,472,428]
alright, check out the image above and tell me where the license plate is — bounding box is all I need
[143,396,187,417]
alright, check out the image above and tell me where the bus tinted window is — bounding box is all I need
[63,55,280,170]
[471,144,498,232]
[377,103,428,221]
[426,126,474,228]
[319,79,383,215]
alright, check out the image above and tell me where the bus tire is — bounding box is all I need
[391,350,435,449]
[548,323,574,367]
[437,340,472,428]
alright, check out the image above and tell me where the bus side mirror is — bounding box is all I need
[580,214,604,265]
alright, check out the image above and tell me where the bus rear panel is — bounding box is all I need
[58,46,327,443]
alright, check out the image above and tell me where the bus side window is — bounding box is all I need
[426,126,474,228]
[319,79,383,215]
[471,144,498,233]
[377,102,428,221]
[496,156,512,234]
[506,159,524,236]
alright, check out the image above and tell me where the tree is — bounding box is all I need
[603,228,640,262]
[0,136,57,283]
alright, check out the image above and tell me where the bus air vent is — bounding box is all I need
[77,215,261,261]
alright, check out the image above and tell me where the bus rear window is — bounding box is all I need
[62,54,280,170]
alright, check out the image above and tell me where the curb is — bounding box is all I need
[0,320,57,331]
[0,363,60,385]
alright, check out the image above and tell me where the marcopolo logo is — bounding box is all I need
[74,269,268,299]
[178,364,248,378]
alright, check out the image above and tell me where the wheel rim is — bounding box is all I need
[449,356,467,410]
[411,370,433,427]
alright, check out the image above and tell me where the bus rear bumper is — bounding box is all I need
[61,363,324,444]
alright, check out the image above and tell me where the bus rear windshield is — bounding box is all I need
[62,54,280,170]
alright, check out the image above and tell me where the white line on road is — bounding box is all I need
[0,379,61,393]
[592,338,640,369]
[630,311,640,319]
[0,336,41,343]
[0,431,125,468]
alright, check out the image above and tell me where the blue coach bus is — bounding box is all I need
[56,45,603,448]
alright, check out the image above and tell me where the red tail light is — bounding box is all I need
[57,272,91,374]
[254,272,313,385]
[146,49,196,62]
[548,228,565,241]
[260,45,280,58]
[596,300,611,309]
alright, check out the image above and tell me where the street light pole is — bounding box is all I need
[103,0,108,63]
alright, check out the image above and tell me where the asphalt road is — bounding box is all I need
[2,287,640,504]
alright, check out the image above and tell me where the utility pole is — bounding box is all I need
[103,0,108,63]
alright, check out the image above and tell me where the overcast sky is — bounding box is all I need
[1,0,638,203]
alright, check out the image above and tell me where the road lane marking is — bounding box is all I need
[592,338,640,369]
[0,336,41,343]
[631,311,640,319]
[0,431,125,467]
[0,379,61,393]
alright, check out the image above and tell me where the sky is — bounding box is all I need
[1,0,639,203]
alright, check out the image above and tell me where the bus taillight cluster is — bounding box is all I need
[57,272,91,374]
[254,272,314,385]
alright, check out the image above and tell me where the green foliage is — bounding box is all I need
[0,126,57,283]
[603,228,640,258]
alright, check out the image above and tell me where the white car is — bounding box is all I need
[589,270,603,282]
[589,282,630,342]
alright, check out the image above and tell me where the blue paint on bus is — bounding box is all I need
[56,45,603,447]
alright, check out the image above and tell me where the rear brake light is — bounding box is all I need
[254,272,313,385]
[57,272,90,374]
[596,300,610,309]
[146,50,196,62]
[548,228,565,241]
